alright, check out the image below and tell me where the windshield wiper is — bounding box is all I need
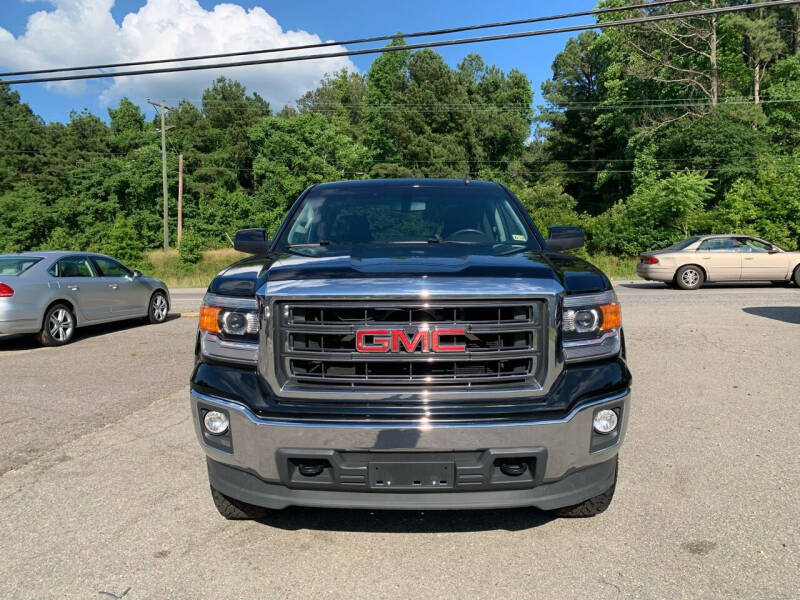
[286,240,333,248]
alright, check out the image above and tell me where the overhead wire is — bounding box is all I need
[2,0,798,85]
[0,0,691,78]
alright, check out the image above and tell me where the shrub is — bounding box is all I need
[179,228,204,264]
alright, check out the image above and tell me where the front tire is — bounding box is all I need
[210,485,271,520]
[554,458,618,518]
[38,304,76,346]
[675,265,704,290]
[148,291,169,324]
[793,266,800,287]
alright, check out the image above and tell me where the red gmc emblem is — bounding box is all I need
[355,328,466,353]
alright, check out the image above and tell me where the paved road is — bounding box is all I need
[1,283,798,599]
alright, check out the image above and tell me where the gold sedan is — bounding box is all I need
[636,235,800,290]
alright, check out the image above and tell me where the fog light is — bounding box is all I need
[593,409,618,434]
[204,410,229,435]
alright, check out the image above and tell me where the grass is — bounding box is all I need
[142,247,641,288]
[582,252,641,280]
[144,248,247,288]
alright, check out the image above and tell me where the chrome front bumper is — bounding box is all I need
[190,388,630,484]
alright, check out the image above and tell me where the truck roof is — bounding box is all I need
[311,178,501,191]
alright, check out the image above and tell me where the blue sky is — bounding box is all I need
[0,0,594,123]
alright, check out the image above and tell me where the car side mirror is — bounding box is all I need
[234,228,271,254]
[132,269,143,278]
[546,225,585,252]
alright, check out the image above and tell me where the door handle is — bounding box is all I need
[701,257,711,260]
[67,285,79,291]
[108,284,119,289]
[744,257,754,261]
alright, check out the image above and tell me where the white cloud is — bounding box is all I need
[0,0,357,108]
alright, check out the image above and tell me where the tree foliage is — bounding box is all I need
[1,7,800,263]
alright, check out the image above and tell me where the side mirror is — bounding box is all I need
[546,225,585,252]
[234,228,270,254]
[132,269,143,278]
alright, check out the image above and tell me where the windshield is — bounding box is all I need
[281,184,537,249]
[0,256,42,276]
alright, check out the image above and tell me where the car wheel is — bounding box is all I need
[210,485,271,520]
[38,304,76,346]
[793,266,800,287]
[148,291,169,324]
[675,265,704,290]
[554,457,618,518]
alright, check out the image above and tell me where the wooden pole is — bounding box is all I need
[177,153,183,247]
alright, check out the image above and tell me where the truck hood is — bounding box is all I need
[208,245,611,297]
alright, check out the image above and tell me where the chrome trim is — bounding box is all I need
[563,329,621,363]
[190,388,630,481]
[563,289,617,308]
[255,277,565,403]
[202,293,258,309]
[192,387,628,428]
[200,330,259,364]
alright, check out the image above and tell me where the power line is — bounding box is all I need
[0,0,690,78]
[3,0,799,86]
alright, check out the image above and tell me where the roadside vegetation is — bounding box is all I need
[145,248,246,288]
[2,2,799,281]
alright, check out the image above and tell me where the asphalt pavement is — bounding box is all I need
[1,282,798,599]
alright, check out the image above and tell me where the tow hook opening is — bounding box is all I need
[297,460,328,477]
[498,459,528,477]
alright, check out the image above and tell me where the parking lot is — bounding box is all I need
[1,283,798,599]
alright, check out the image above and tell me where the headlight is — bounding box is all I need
[198,293,262,364]
[562,290,622,363]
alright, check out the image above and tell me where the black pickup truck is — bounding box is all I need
[191,179,631,519]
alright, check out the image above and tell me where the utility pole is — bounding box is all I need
[177,153,184,247]
[148,99,175,251]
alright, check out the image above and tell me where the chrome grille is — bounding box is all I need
[275,300,545,390]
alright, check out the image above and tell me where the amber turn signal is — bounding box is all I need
[600,303,622,331]
[199,305,221,333]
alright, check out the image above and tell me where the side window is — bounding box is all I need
[698,238,739,252]
[49,256,96,278]
[93,257,132,277]
[739,238,771,253]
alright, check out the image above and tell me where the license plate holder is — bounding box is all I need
[368,461,454,490]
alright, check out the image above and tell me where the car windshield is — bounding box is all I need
[664,237,700,251]
[0,256,42,276]
[281,184,536,249]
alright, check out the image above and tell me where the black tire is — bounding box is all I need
[210,486,271,520]
[793,266,800,287]
[554,458,618,518]
[147,291,169,324]
[675,265,704,290]
[37,303,76,346]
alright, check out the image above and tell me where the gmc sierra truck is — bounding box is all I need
[191,179,631,519]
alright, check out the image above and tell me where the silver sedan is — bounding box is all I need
[0,251,170,346]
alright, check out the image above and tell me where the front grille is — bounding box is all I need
[274,300,545,393]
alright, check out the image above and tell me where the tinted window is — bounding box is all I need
[282,185,534,248]
[0,257,42,276]
[93,256,132,277]
[664,237,700,251]
[50,256,96,277]
[738,238,772,253]
[698,238,739,252]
